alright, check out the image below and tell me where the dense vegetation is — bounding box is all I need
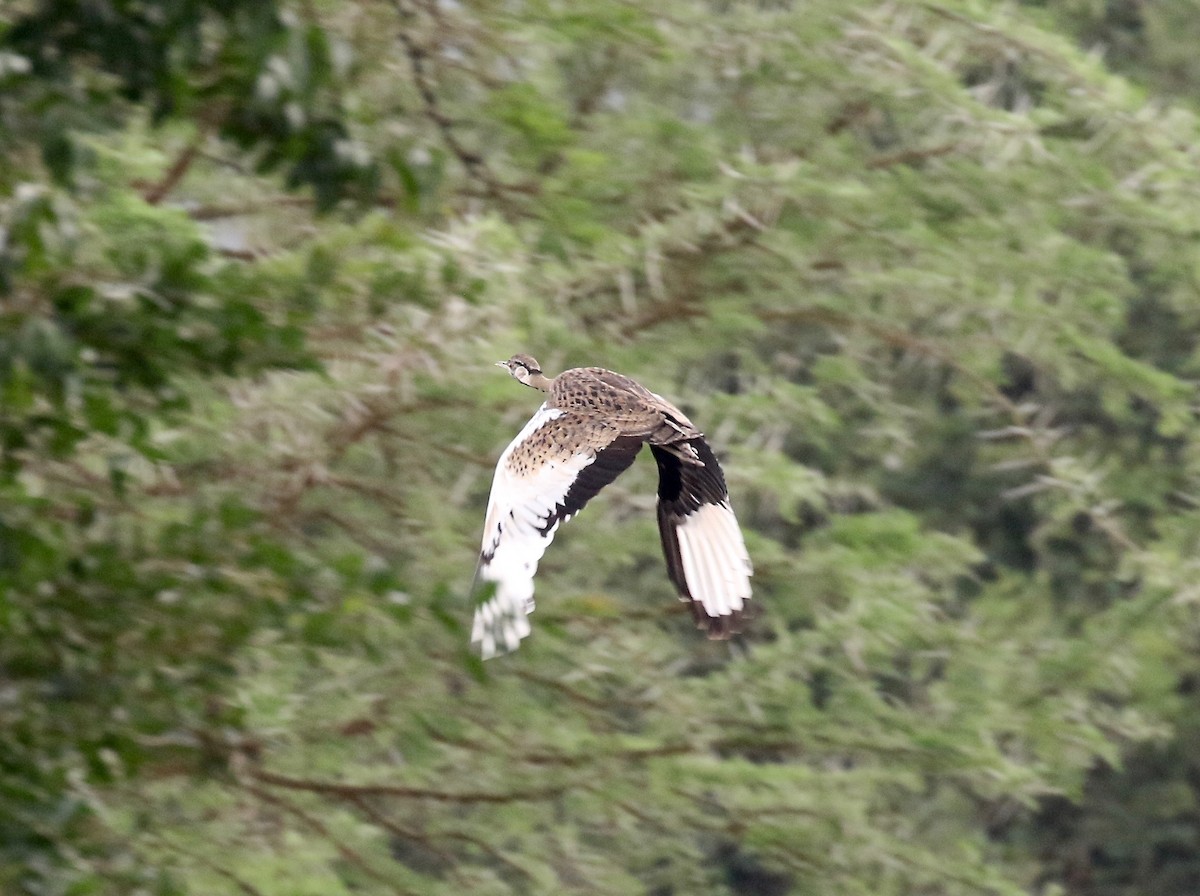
[3,1,1199,893]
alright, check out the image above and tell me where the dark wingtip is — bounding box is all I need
[689,603,745,640]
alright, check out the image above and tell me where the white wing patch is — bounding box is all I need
[675,502,753,621]
[472,404,599,658]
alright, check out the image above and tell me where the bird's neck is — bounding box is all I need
[524,373,553,392]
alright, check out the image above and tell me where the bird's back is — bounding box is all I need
[549,367,700,440]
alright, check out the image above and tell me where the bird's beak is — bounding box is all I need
[494,361,509,369]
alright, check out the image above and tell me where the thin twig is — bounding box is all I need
[756,306,1019,417]
[149,831,268,896]
[250,765,568,804]
[143,133,206,204]
[867,142,966,169]
[347,794,535,884]
[388,0,527,201]
[239,779,417,896]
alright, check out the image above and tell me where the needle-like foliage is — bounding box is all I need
[2,1,1200,894]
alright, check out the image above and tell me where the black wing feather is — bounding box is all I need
[651,438,745,638]
[535,435,644,535]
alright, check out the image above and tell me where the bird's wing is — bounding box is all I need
[473,403,643,658]
[651,439,753,637]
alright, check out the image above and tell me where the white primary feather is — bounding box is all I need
[675,502,752,621]
[472,404,600,658]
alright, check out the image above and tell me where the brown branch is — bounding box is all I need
[420,719,504,754]
[283,507,401,556]
[388,0,537,203]
[327,399,396,461]
[423,714,694,767]
[391,3,485,179]
[600,792,668,830]
[569,205,773,334]
[195,150,250,174]
[346,794,535,884]
[439,829,536,882]
[410,0,522,70]
[753,304,1150,555]
[215,247,266,261]
[919,2,1101,96]
[756,306,1019,417]
[512,668,649,712]
[249,765,568,804]
[143,134,206,205]
[188,193,410,221]
[867,142,965,169]
[522,742,694,768]
[618,299,708,338]
[189,196,317,220]
[344,796,460,869]
[240,780,416,896]
[391,433,493,468]
[148,832,267,896]
[326,473,407,507]
[670,788,836,862]
[583,783,736,840]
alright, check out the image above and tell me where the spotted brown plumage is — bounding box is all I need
[472,353,753,658]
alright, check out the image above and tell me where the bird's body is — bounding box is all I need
[472,354,753,658]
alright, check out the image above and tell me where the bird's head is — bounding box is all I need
[495,354,547,390]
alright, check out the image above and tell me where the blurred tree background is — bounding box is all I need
[2,0,1200,893]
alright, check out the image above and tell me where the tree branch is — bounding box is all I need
[143,133,206,205]
[388,0,534,202]
[249,765,568,804]
[239,779,417,895]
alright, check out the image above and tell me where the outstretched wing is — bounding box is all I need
[472,404,644,658]
[651,439,753,637]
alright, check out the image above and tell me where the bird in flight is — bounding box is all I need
[472,353,752,658]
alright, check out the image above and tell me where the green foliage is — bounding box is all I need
[1,0,375,203]
[2,1,1200,895]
